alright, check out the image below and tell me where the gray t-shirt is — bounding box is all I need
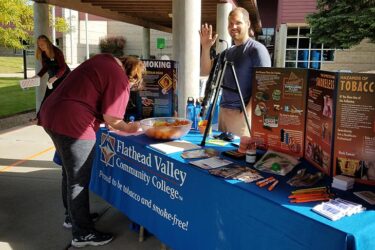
[220,38,271,109]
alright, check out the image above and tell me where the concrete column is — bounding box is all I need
[274,24,287,67]
[51,6,56,45]
[85,13,89,60]
[63,9,79,66]
[142,27,150,59]
[172,0,201,117]
[33,2,49,112]
[216,3,232,53]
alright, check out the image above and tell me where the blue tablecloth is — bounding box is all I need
[90,129,375,250]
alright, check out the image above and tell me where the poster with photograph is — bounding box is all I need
[251,68,308,158]
[137,60,177,119]
[333,72,375,185]
[304,70,337,175]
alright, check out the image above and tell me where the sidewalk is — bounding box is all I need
[0,124,164,250]
[0,70,36,78]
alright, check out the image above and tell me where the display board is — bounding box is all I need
[305,70,337,175]
[137,60,177,119]
[251,68,308,158]
[333,72,375,185]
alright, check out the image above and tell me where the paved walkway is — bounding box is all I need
[0,124,164,250]
[0,70,36,78]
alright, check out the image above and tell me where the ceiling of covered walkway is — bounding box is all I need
[35,0,262,33]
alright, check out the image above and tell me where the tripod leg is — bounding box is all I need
[200,61,228,146]
[229,62,252,136]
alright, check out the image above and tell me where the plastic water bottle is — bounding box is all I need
[194,99,202,130]
[186,97,196,129]
[129,116,135,123]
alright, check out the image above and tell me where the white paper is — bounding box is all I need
[150,140,201,154]
[20,77,40,89]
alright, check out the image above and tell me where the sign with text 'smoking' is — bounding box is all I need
[137,60,178,119]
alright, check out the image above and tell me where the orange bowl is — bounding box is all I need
[140,117,192,140]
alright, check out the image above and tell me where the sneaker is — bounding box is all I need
[71,230,113,248]
[63,213,100,229]
[63,216,72,229]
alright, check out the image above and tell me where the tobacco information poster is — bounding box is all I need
[137,60,177,119]
[333,73,375,185]
[305,70,337,175]
[251,68,308,158]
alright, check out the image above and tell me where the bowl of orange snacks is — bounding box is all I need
[140,117,192,140]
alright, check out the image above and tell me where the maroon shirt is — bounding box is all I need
[37,46,69,79]
[39,54,130,139]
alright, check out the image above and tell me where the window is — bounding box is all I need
[258,28,275,65]
[258,28,275,47]
[284,26,335,69]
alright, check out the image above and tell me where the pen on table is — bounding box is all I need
[290,194,331,201]
[288,192,328,199]
[258,178,276,187]
[256,176,275,186]
[290,197,331,203]
[268,180,279,191]
[291,187,327,194]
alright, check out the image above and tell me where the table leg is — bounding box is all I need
[139,226,145,242]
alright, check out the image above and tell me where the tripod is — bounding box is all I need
[200,59,252,146]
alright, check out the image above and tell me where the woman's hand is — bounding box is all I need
[46,76,58,89]
[103,114,140,133]
[125,121,140,133]
[48,76,58,84]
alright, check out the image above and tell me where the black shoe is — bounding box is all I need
[63,213,100,229]
[71,230,114,248]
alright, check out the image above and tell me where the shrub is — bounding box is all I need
[99,36,126,57]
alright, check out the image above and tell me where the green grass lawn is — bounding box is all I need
[0,57,24,73]
[0,77,36,118]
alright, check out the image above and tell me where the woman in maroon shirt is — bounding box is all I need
[35,35,71,104]
[39,54,144,248]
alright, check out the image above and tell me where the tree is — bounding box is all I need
[0,0,69,49]
[50,6,69,34]
[0,0,33,49]
[99,36,126,57]
[306,0,375,49]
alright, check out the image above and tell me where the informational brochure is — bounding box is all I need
[189,156,232,170]
[354,191,375,205]
[209,165,249,179]
[181,148,219,159]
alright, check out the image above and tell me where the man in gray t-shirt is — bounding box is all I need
[200,7,271,136]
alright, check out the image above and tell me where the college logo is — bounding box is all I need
[99,132,116,167]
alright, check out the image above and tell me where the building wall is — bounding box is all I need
[258,0,277,28]
[107,21,173,59]
[77,20,106,62]
[273,1,375,72]
[277,0,316,26]
[321,39,375,73]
